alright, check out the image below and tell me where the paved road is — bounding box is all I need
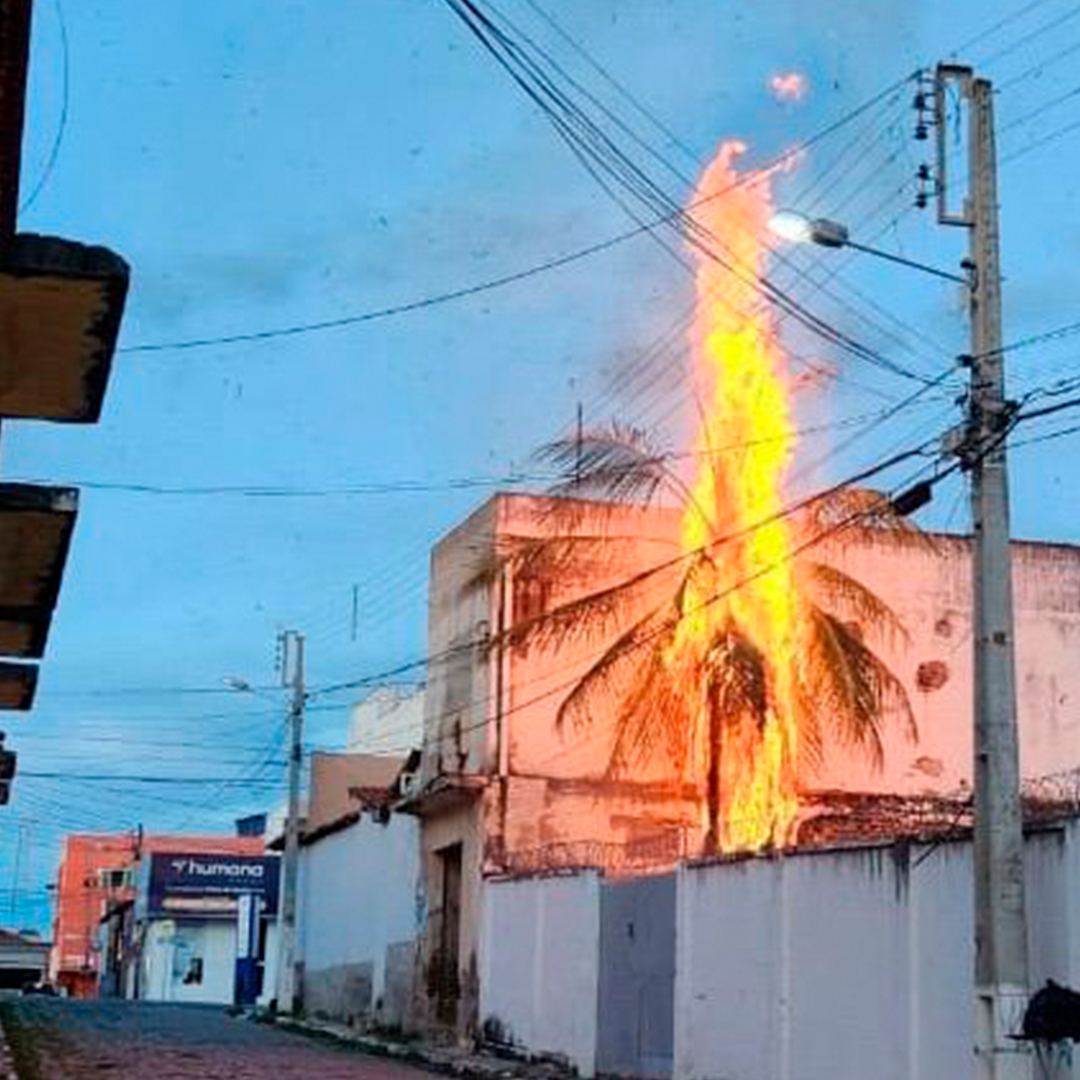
[2,998,437,1080]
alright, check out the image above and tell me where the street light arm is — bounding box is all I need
[841,239,968,284]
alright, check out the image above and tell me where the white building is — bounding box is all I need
[297,749,422,1028]
[347,685,425,755]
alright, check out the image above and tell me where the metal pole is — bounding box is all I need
[276,630,304,1014]
[966,73,1030,1080]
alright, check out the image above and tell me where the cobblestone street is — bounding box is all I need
[1,999,439,1080]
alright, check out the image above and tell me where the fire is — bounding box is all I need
[769,72,808,103]
[675,141,801,852]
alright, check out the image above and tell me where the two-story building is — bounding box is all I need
[402,492,1080,1037]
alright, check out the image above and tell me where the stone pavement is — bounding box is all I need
[0,998,445,1080]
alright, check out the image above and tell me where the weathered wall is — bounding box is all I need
[423,500,498,784]
[673,823,1080,1080]
[430,497,1080,850]
[810,532,1080,798]
[424,495,706,877]
[418,799,486,1034]
[349,687,425,755]
[479,872,601,1076]
[299,812,420,1028]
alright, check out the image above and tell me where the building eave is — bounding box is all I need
[0,234,129,423]
[395,772,487,818]
[0,482,79,662]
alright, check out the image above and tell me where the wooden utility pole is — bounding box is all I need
[276,629,305,1015]
[935,63,1030,1080]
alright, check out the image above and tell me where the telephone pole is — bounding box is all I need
[276,629,305,1015]
[935,64,1030,1080]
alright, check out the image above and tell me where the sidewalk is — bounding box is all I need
[270,1016,576,1080]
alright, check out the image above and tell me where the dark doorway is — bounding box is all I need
[434,842,463,1026]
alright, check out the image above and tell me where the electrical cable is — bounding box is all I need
[18,0,68,215]
[117,65,918,358]
[976,1,1080,68]
[443,0,933,385]
[308,422,944,705]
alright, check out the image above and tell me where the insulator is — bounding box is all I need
[914,92,928,111]
[915,122,929,141]
[917,164,931,181]
[915,191,928,209]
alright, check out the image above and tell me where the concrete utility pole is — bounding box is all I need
[276,629,305,1015]
[935,64,1030,1080]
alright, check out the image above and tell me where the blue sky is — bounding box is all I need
[3,0,1080,929]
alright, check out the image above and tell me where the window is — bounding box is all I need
[97,868,133,891]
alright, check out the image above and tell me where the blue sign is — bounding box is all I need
[146,852,280,917]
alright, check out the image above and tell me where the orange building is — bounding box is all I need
[51,832,263,998]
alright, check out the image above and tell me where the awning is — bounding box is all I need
[0,234,129,423]
[0,483,78,661]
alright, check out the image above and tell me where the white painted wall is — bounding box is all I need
[139,918,237,1005]
[299,811,420,1013]
[673,825,1080,1080]
[348,688,425,754]
[480,872,602,1077]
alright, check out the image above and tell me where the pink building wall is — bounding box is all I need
[415,492,1080,1033]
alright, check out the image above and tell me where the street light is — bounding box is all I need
[767,209,967,283]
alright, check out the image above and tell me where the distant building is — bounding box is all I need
[51,832,263,998]
[347,685,425,755]
[100,850,280,1006]
[235,813,268,838]
[0,929,50,990]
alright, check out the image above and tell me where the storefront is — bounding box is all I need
[103,851,280,1006]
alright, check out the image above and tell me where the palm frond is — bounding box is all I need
[463,532,662,595]
[799,605,918,773]
[606,625,697,779]
[536,422,673,506]
[554,604,674,733]
[498,553,685,656]
[802,561,911,648]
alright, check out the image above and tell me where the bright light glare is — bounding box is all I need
[767,210,812,243]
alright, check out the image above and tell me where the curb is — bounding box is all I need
[269,1016,570,1080]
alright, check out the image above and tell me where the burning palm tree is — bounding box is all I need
[485,142,924,853]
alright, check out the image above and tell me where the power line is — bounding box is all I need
[117,70,916,357]
[442,0,931,386]
[18,0,68,215]
[19,772,286,785]
[308,422,945,705]
[953,0,1060,58]
[976,1,1080,67]
[5,403,954,499]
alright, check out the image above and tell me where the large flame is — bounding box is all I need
[677,141,801,853]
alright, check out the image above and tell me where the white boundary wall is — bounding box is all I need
[480,872,601,1077]
[674,823,1080,1080]
[299,813,421,1025]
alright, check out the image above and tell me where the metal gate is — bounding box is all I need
[596,873,676,1078]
